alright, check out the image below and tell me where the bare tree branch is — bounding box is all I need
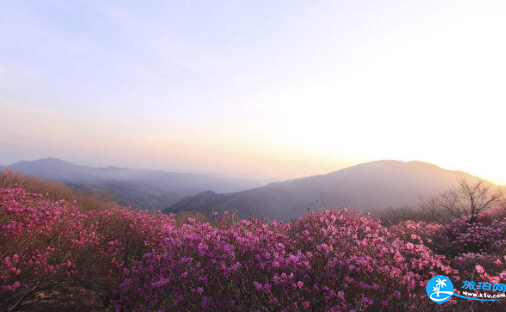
[420,177,504,225]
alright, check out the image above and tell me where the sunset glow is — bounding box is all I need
[1,0,505,185]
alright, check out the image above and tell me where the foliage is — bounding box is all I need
[0,185,170,311]
[1,178,506,311]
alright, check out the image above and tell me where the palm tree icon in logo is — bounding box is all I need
[433,278,447,297]
[426,275,454,304]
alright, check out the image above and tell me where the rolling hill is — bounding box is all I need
[163,160,493,221]
[3,158,261,210]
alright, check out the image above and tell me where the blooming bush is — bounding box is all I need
[1,181,506,311]
[389,208,506,307]
[0,186,171,311]
[114,209,457,311]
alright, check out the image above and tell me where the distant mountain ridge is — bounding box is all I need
[163,160,494,221]
[2,158,262,210]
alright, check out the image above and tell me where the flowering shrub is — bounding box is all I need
[114,209,456,311]
[1,182,506,311]
[390,208,506,307]
[0,187,171,311]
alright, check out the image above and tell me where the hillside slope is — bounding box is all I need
[5,158,261,210]
[164,160,489,220]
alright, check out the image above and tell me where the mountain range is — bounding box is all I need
[2,158,261,210]
[3,158,499,220]
[163,160,493,221]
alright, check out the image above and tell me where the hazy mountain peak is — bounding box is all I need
[10,157,81,168]
[352,159,438,168]
[5,158,262,211]
[164,160,490,221]
[28,157,66,164]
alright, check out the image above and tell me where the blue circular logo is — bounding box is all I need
[426,275,454,304]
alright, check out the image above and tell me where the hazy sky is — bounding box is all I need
[1,0,505,184]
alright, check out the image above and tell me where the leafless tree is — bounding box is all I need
[420,177,505,224]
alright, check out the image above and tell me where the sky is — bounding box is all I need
[1,0,505,185]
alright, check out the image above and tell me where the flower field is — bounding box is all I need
[2,184,506,311]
